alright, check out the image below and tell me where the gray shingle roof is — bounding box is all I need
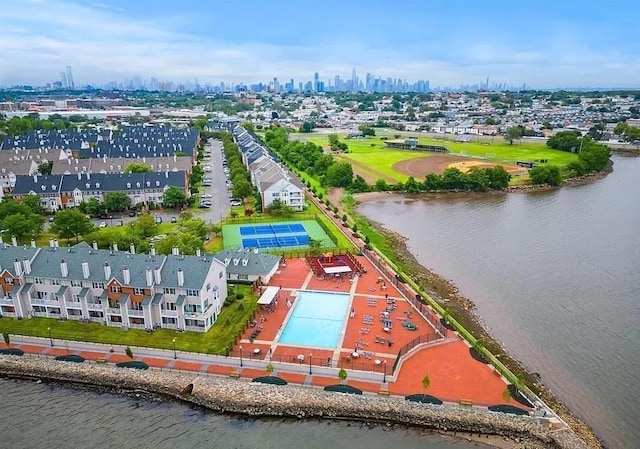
[213,249,280,276]
[0,244,40,276]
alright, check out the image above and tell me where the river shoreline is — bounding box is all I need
[0,356,590,449]
[352,192,604,449]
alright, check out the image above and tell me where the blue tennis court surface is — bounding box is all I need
[242,235,310,248]
[240,223,305,236]
[279,291,350,348]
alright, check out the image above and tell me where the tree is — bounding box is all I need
[124,162,152,174]
[1,212,44,241]
[266,363,275,376]
[529,165,563,186]
[547,131,581,152]
[421,373,430,397]
[163,186,188,209]
[125,346,133,359]
[51,209,95,243]
[299,122,314,133]
[37,161,53,176]
[325,162,353,187]
[308,237,323,255]
[338,368,348,384]
[83,197,106,216]
[2,332,9,347]
[104,192,132,213]
[504,126,523,145]
[179,218,210,240]
[232,179,254,200]
[374,179,389,192]
[129,214,157,238]
[358,125,376,136]
[22,194,44,215]
[154,232,203,255]
[485,166,511,189]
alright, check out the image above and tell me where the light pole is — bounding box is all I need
[383,360,387,384]
[239,345,243,367]
[309,352,313,375]
[172,337,177,359]
[47,327,53,347]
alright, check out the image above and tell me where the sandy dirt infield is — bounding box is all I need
[393,155,528,177]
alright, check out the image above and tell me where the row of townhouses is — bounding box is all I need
[11,171,188,212]
[0,148,192,192]
[1,125,199,160]
[0,243,284,332]
[230,125,305,211]
[0,242,227,332]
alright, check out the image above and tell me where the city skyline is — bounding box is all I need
[1,0,639,89]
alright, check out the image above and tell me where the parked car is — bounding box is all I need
[198,203,211,209]
[128,211,137,217]
[204,165,212,172]
[202,194,212,198]
[230,200,242,207]
[99,222,107,228]
[116,220,124,227]
[155,216,163,224]
[171,217,177,223]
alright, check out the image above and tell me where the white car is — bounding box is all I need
[202,194,212,198]
[203,165,212,172]
[230,200,242,207]
[99,222,107,228]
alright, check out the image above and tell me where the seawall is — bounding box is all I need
[0,356,590,449]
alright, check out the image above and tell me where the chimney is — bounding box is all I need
[53,239,59,248]
[122,266,130,284]
[113,243,118,252]
[173,154,177,162]
[33,174,38,183]
[81,261,90,279]
[77,172,81,180]
[31,239,36,248]
[153,266,161,284]
[196,248,201,257]
[0,235,3,244]
[60,259,68,277]
[150,246,156,256]
[87,173,91,180]
[11,236,18,246]
[171,246,179,256]
[92,240,98,250]
[165,171,168,178]
[104,262,111,280]
[130,243,135,254]
[14,259,23,277]
[49,239,55,247]
[145,268,153,286]
[177,268,184,287]
[22,257,31,274]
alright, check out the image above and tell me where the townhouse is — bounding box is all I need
[230,125,305,211]
[0,241,227,332]
[12,171,188,212]
[214,248,281,284]
[52,155,193,176]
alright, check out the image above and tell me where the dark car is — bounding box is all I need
[171,217,177,223]
[128,211,137,217]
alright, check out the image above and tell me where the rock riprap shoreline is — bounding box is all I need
[0,356,590,449]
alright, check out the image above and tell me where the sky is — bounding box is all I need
[1,0,639,89]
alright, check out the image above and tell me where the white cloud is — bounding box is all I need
[0,0,638,88]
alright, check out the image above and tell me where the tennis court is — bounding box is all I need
[222,220,333,250]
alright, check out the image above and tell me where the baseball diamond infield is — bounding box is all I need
[392,155,529,177]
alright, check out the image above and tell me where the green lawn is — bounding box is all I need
[0,285,257,355]
[297,132,578,184]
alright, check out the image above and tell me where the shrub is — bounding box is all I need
[236,293,244,300]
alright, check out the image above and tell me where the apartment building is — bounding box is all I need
[0,242,227,332]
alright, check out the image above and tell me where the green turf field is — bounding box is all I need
[297,132,578,183]
[222,220,333,250]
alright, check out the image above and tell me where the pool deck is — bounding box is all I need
[230,254,512,406]
[1,258,514,408]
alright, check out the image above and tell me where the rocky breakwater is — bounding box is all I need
[0,356,589,449]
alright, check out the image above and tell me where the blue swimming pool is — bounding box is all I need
[278,291,350,349]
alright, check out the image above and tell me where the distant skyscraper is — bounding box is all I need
[65,66,75,90]
[313,72,319,92]
[351,68,357,92]
[60,71,68,89]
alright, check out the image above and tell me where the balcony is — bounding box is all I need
[0,297,15,305]
[160,309,178,317]
[106,307,122,315]
[161,322,177,330]
[184,325,206,332]
[128,309,144,317]
[0,311,16,317]
[65,301,82,309]
[88,316,104,323]
[184,311,202,319]
[32,311,49,318]
[31,297,60,307]
[86,302,103,311]
[128,323,146,329]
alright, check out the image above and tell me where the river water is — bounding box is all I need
[358,155,640,449]
[0,378,485,449]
